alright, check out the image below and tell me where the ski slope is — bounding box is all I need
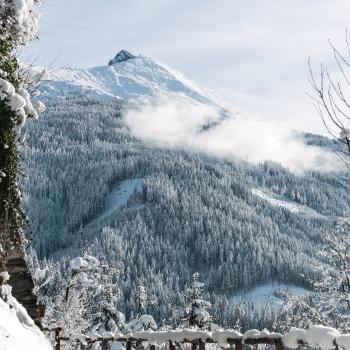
[100,178,144,220]
[252,188,324,217]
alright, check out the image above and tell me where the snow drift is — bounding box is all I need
[0,275,51,350]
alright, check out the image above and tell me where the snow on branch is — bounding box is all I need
[0,0,40,46]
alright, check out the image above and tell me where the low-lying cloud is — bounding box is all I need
[125,101,340,173]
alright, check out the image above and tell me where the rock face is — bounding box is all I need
[108,50,136,65]
[7,247,42,327]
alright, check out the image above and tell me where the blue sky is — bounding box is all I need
[22,0,350,133]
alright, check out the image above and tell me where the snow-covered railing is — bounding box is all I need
[45,326,350,350]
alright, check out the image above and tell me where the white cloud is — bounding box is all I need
[125,100,341,173]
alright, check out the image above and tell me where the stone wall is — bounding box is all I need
[7,247,42,327]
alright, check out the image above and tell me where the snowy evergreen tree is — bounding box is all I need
[173,273,213,329]
[133,283,148,314]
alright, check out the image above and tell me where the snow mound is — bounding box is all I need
[230,282,308,309]
[0,285,51,350]
[304,325,340,350]
[282,328,307,348]
[282,326,342,350]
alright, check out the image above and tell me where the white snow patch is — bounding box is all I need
[0,271,10,282]
[0,289,51,350]
[337,334,350,350]
[230,282,308,309]
[282,328,307,348]
[100,178,143,219]
[304,325,340,350]
[70,257,88,270]
[212,330,242,347]
[252,188,323,217]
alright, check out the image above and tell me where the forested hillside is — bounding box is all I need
[21,97,350,327]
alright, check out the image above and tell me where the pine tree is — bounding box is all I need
[135,284,148,314]
[173,272,213,329]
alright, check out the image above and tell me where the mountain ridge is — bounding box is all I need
[34,51,239,119]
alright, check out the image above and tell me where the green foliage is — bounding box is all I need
[0,37,26,268]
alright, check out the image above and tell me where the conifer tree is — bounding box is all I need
[173,273,213,329]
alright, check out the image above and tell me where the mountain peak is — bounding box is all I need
[108,50,136,65]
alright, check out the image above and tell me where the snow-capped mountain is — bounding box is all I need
[36,50,238,116]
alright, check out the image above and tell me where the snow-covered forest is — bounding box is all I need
[21,96,350,333]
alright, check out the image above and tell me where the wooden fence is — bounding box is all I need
[44,328,301,350]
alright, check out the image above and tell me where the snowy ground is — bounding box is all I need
[252,188,324,217]
[99,178,144,220]
[230,282,309,309]
[0,294,51,350]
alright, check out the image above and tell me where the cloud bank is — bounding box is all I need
[125,101,340,173]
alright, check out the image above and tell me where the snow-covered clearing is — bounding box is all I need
[230,282,308,309]
[100,178,143,219]
[252,188,323,217]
